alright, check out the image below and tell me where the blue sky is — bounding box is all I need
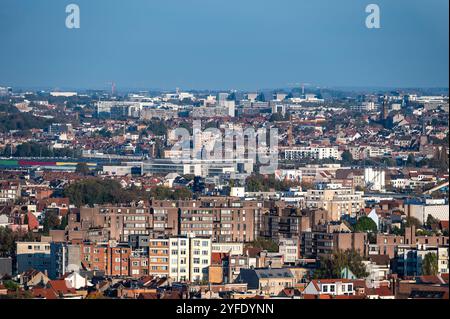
[0,0,448,90]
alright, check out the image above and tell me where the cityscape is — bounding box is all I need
[0,0,448,305]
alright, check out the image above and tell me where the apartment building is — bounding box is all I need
[284,147,341,161]
[0,180,21,203]
[373,226,449,259]
[169,236,211,282]
[148,237,170,278]
[278,238,300,264]
[393,244,449,277]
[80,242,132,277]
[78,198,263,244]
[16,240,51,275]
[260,204,310,241]
[301,232,368,258]
[177,197,264,242]
[189,237,212,282]
[305,187,365,221]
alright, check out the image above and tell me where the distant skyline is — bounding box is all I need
[0,0,448,91]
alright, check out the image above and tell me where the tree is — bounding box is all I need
[314,249,369,279]
[75,162,90,175]
[406,154,416,167]
[422,253,438,276]
[64,179,141,207]
[43,211,61,234]
[148,186,193,200]
[426,214,440,229]
[0,227,34,257]
[354,216,377,233]
[405,216,422,228]
[2,280,19,290]
[341,150,353,164]
[246,238,279,253]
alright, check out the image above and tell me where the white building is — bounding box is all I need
[211,242,244,255]
[189,237,212,282]
[367,209,380,230]
[169,237,190,282]
[406,199,449,224]
[364,168,386,192]
[169,236,211,282]
[278,238,300,264]
[285,147,341,161]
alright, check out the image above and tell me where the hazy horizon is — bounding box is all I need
[1,0,448,90]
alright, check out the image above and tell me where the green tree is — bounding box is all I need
[314,249,369,279]
[422,253,438,276]
[246,238,279,253]
[406,154,416,167]
[2,280,19,290]
[43,210,61,234]
[64,179,141,207]
[354,216,377,233]
[0,227,34,257]
[341,150,353,164]
[426,214,440,229]
[405,216,422,228]
[148,186,192,200]
[75,162,90,175]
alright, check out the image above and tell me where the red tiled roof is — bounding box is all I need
[32,287,58,299]
[48,280,76,295]
[366,286,394,297]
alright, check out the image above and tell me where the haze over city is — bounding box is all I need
[0,0,448,90]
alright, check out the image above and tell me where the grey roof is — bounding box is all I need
[253,268,294,279]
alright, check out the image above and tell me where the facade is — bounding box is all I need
[237,268,296,296]
[16,241,52,275]
[285,147,341,161]
[301,232,368,258]
[148,237,170,278]
[278,238,300,264]
[303,279,356,296]
[305,188,365,220]
[169,236,211,282]
[0,180,21,203]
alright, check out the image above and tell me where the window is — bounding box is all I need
[322,285,328,292]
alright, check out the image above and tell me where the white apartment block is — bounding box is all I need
[364,168,386,192]
[351,101,377,112]
[189,237,212,282]
[169,237,190,282]
[278,238,300,264]
[168,236,211,282]
[285,147,341,161]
